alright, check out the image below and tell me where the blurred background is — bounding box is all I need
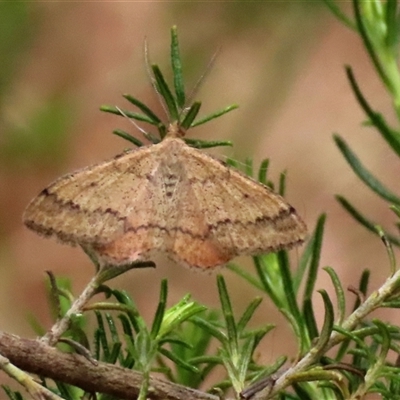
[0,1,399,389]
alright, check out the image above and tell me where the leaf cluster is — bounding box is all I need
[100,26,236,150]
[325,0,400,247]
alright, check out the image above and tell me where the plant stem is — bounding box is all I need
[253,266,400,398]
[0,352,63,400]
[41,273,101,346]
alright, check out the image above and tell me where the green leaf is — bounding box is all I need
[151,279,168,339]
[303,214,326,303]
[237,336,255,388]
[183,138,232,149]
[314,290,334,353]
[217,275,238,351]
[118,314,134,339]
[353,269,370,311]
[292,383,313,400]
[227,262,265,292]
[109,289,144,333]
[276,251,310,353]
[346,66,400,157]
[324,266,346,325]
[158,336,191,348]
[170,26,186,109]
[373,320,391,365]
[190,316,227,343]
[336,195,400,246]
[158,347,199,374]
[94,311,109,361]
[180,101,201,130]
[293,229,315,293]
[384,0,399,51]
[168,310,218,387]
[109,289,137,307]
[334,134,400,205]
[249,325,275,349]
[152,64,179,122]
[134,330,153,371]
[97,261,156,284]
[390,204,400,219]
[55,381,76,399]
[105,313,119,344]
[278,170,286,196]
[322,0,356,30]
[258,159,270,186]
[358,269,370,295]
[2,386,24,400]
[252,255,283,308]
[382,300,400,308]
[123,94,162,124]
[107,342,122,364]
[112,129,144,147]
[237,297,263,333]
[303,298,318,341]
[376,226,397,275]
[336,270,371,360]
[244,157,253,177]
[191,104,238,127]
[278,251,300,321]
[100,105,157,125]
[353,0,391,91]
[159,299,206,338]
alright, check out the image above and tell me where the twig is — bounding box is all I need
[0,331,219,400]
[40,274,100,346]
[40,260,155,346]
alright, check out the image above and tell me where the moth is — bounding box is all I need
[24,124,307,269]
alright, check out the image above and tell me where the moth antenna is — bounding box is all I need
[186,46,221,107]
[144,38,169,119]
[115,106,154,142]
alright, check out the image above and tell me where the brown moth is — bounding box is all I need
[23,123,307,269]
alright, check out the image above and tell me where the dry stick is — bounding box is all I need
[255,267,400,399]
[0,331,219,400]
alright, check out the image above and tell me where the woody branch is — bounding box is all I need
[0,331,219,400]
